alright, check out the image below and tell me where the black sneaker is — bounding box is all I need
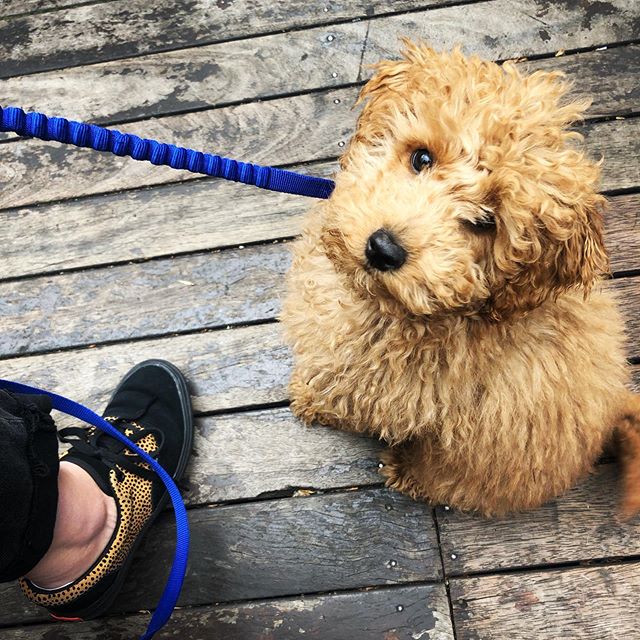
[20,359,193,621]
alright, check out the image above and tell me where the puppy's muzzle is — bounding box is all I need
[365,229,407,272]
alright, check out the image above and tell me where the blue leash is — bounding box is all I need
[0,379,187,640]
[0,105,336,199]
[0,104,335,638]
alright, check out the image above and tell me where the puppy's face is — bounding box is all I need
[322,44,608,320]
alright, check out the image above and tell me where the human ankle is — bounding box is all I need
[25,461,117,589]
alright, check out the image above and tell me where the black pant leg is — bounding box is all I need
[0,390,59,582]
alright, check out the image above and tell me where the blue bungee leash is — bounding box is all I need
[0,105,336,637]
[0,105,336,199]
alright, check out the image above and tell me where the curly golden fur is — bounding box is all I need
[281,43,640,517]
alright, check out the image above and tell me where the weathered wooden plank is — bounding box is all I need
[0,0,454,79]
[1,25,636,131]
[583,118,640,191]
[185,406,383,506]
[523,44,640,119]
[0,242,291,356]
[0,88,637,212]
[0,584,453,639]
[0,488,441,624]
[0,22,366,128]
[1,194,639,357]
[437,463,640,576]
[606,192,640,274]
[362,0,640,66]
[0,322,291,417]
[0,157,328,279]
[118,488,441,610]
[450,563,640,640]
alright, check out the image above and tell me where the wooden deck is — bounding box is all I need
[0,1,639,638]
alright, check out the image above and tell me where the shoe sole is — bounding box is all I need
[56,359,194,621]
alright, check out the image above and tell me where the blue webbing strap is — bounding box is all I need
[0,379,188,640]
[0,105,335,200]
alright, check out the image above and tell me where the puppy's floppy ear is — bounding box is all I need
[341,40,442,169]
[356,59,409,105]
[356,38,428,102]
[340,60,408,169]
[489,195,609,320]
[555,195,609,293]
[351,59,410,135]
[341,53,414,169]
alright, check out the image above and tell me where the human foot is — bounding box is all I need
[21,360,193,621]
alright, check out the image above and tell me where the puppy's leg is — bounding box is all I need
[616,392,640,519]
[283,213,349,430]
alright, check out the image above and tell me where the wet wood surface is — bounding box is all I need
[1,1,639,639]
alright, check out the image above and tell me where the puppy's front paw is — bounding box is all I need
[289,372,334,427]
[290,401,323,426]
[379,448,427,502]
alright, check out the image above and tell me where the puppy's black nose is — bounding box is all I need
[365,229,407,271]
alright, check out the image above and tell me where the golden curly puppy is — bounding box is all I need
[281,43,640,517]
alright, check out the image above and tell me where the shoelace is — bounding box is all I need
[59,421,164,483]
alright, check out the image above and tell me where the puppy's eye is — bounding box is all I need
[410,148,434,173]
